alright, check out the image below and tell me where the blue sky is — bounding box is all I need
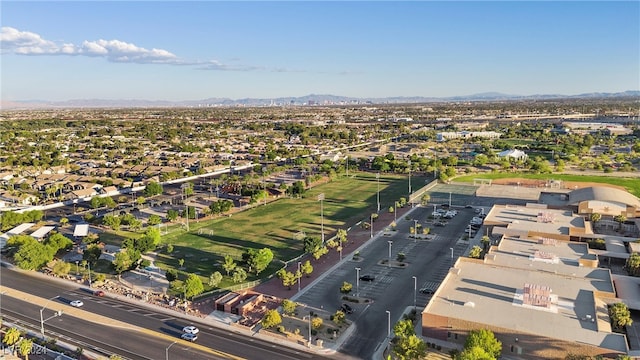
[2,1,639,101]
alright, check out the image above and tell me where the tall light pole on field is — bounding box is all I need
[376,173,380,212]
[388,240,393,268]
[262,166,268,206]
[318,193,325,243]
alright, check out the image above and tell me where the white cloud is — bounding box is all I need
[1,26,179,64]
[1,26,307,73]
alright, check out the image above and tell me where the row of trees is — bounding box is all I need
[5,232,73,270]
[0,210,43,232]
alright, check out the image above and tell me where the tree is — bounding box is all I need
[148,214,162,226]
[333,310,346,325]
[590,212,602,225]
[167,209,179,221]
[144,181,163,196]
[208,271,223,287]
[165,269,178,282]
[311,317,323,330]
[393,334,427,360]
[3,327,22,347]
[463,329,502,359]
[59,217,69,227]
[303,236,322,254]
[232,268,247,284]
[614,214,627,231]
[340,281,352,293]
[609,302,633,332]
[178,258,185,268]
[222,255,236,276]
[183,273,205,299]
[312,246,328,260]
[143,227,162,248]
[276,269,296,290]
[90,196,103,209]
[52,260,71,276]
[113,251,135,276]
[469,245,483,259]
[481,236,490,251]
[282,299,296,315]
[17,338,33,360]
[245,248,274,274]
[14,238,54,270]
[457,346,494,360]
[420,193,430,205]
[625,252,640,277]
[394,319,415,339]
[102,215,121,231]
[261,309,282,329]
[301,260,313,278]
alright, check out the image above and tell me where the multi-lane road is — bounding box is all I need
[0,269,334,360]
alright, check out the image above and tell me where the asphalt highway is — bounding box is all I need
[0,269,333,360]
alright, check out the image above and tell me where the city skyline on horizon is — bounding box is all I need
[1,1,639,102]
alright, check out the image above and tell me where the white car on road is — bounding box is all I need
[70,300,84,307]
[183,326,199,334]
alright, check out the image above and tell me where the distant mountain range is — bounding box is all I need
[2,90,639,109]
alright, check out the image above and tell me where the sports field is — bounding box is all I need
[154,172,430,285]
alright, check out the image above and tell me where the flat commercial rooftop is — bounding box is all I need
[484,204,587,237]
[426,260,626,353]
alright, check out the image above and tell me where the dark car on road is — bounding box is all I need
[341,303,354,314]
[359,275,375,282]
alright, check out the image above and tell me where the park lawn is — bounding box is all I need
[153,172,430,283]
[455,173,640,197]
[98,229,143,246]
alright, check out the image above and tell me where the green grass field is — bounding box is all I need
[455,173,640,197]
[151,172,430,287]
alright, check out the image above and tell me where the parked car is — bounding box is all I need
[419,288,435,295]
[465,205,474,209]
[340,303,354,314]
[70,300,84,307]
[182,326,199,334]
[434,221,447,227]
[359,275,375,282]
[181,333,198,342]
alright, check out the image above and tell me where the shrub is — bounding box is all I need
[277,325,286,333]
[340,281,353,294]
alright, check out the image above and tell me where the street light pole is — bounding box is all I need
[297,261,302,292]
[370,213,374,238]
[413,219,418,242]
[376,173,380,212]
[308,312,312,347]
[394,201,397,223]
[388,240,393,268]
[385,310,391,339]
[40,296,61,339]
[450,247,454,266]
[355,267,361,297]
[412,276,417,309]
[318,193,325,243]
[87,262,92,288]
[449,192,452,207]
[166,340,178,360]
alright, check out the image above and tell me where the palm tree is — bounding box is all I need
[614,214,627,231]
[590,213,602,226]
[17,338,33,360]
